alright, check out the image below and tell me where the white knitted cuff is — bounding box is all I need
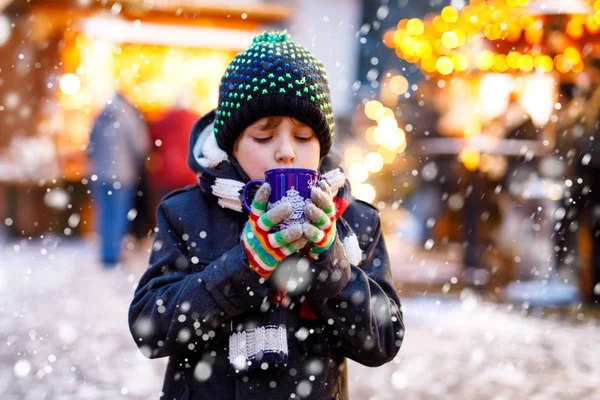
[228,325,288,371]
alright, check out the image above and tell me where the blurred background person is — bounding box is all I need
[553,61,600,304]
[87,90,150,267]
[147,93,200,216]
[575,61,600,304]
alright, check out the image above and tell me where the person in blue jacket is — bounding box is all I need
[88,90,149,267]
[128,31,404,400]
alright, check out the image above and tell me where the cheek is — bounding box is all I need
[236,141,273,179]
[297,142,321,169]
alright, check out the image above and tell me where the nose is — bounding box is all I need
[275,138,296,165]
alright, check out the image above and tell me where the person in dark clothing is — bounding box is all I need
[554,69,600,304]
[128,32,405,400]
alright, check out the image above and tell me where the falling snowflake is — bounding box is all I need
[14,360,31,378]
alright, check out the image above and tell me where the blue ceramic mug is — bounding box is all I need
[242,168,321,229]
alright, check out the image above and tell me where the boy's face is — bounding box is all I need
[233,116,321,180]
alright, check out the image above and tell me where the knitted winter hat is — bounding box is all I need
[213,31,334,158]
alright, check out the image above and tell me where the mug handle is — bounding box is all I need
[242,180,265,212]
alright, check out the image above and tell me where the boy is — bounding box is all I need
[129,32,404,400]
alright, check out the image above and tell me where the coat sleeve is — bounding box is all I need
[306,211,405,367]
[128,203,269,359]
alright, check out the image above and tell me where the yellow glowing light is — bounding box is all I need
[595,10,600,25]
[508,23,523,41]
[567,19,584,39]
[441,6,459,23]
[518,54,534,72]
[418,41,434,58]
[364,100,383,120]
[375,107,395,121]
[344,146,364,166]
[441,31,459,49]
[383,30,396,48]
[354,183,376,203]
[564,47,581,64]
[378,115,398,131]
[555,55,570,73]
[394,139,408,154]
[365,126,377,145]
[422,56,438,73]
[460,146,480,171]
[373,126,390,146]
[407,19,425,36]
[432,16,450,33]
[525,26,543,45]
[493,54,509,72]
[484,25,496,40]
[364,152,384,173]
[378,146,397,163]
[453,53,469,72]
[384,128,407,151]
[60,73,81,95]
[348,162,369,184]
[390,75,409,95]
[586,15,600,34]
[436,56,454,75]
[507,51,521,70]
[519,15,535,30]
[476,50,494,71]
[535,55,554,72]
[393,30,406,48]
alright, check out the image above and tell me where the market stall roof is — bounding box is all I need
[78,16,258,50]
[6,0,292,24]
[523,0,593,16]
[415,137,549,156]
[386,0,600,77]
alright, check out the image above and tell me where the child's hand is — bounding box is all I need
[242,183,308,278]
[303,180,337,260]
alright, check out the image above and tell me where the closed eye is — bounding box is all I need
[252,136,272,143]
[295,133,314,142]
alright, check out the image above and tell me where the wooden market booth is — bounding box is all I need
[0,0,291,237]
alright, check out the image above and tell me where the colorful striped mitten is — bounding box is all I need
[242,183,308,278]
[303,180,338,260]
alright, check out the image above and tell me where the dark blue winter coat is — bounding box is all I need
[128,112,405,400]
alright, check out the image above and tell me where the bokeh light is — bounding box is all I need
[354,183,376,203]
[60,73,81,95]
[348,162,369,184]
[389,75,409,95]
[460,146,480,171]
[364,152,384,173]
[364,100,383,120]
